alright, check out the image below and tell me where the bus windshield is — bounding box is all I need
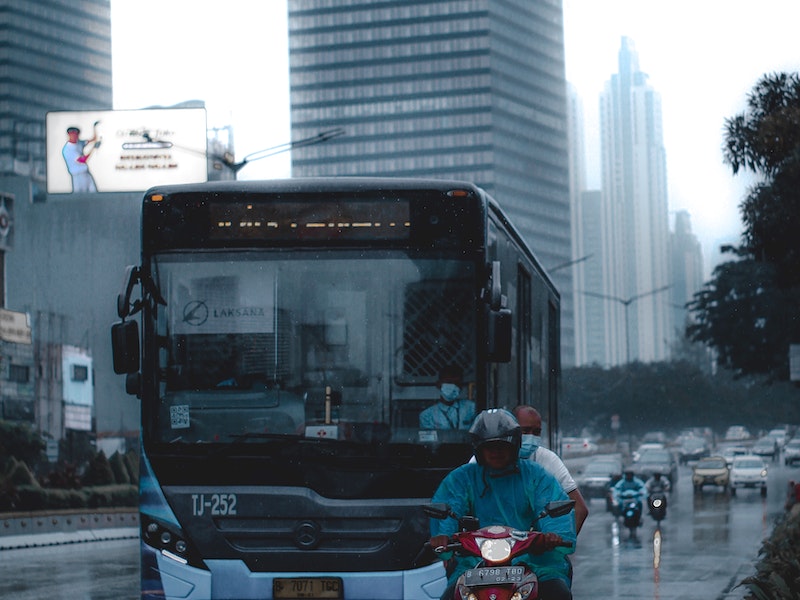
[151,249,477,448]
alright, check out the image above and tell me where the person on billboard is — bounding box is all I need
[62,122,101,192]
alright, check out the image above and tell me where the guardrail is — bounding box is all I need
[0,508,139,549]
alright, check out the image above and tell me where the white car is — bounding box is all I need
[784,438,800,466]
[721,445,749,467]
[729,456,768,496]
[561,437,598,457]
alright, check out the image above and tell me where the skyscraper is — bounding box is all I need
[670,210,704,333]
[287,0,574,364]
[0,0,112,183]
[597,37,671,364]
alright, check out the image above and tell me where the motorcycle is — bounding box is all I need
[419,499,574,600]
[617,488,643,538]
[647,491,667,523]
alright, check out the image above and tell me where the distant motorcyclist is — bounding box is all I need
[612,470,646,518]
[430,409,576,600]
[645,471,671,494]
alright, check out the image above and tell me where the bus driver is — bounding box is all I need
[419,365,475,430]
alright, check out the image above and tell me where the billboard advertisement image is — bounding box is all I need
[46,108,208,194]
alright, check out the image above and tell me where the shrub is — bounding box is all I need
[7,457,39,487]
[44,488,88,509]
[16,485,48,510]
[86,484,137,508]
[82,451,115,486]
[740,505,800,599]
[123,449,139,483]
[109,451,131,484]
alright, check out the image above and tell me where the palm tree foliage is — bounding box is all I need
[689,72,800,379]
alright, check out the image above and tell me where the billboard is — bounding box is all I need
[46,108,208,194]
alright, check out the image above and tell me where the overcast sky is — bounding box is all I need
[111,0,800,274]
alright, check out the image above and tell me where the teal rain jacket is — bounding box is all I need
[430,459,576,586]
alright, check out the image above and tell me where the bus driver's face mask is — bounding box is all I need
[439,383,461,404]
[519,434,542,459]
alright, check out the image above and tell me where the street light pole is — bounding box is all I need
[580,284,671,363]
[549,254,593,274]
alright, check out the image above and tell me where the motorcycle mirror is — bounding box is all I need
[422,503,452,520]
[539,499,576,519]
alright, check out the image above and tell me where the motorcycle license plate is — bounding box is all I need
[464,565,526,586]
[273,577,342,599]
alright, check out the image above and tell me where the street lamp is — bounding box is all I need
[580,284,671,364]
[549,254,593,274]
[215,128,345,178]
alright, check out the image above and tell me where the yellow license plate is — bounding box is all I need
[273,577,343,599]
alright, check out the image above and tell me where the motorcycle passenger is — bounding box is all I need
[645,471,671,495]
[430,409,576,600]
[612,470,646,520]
[513,405,589,534]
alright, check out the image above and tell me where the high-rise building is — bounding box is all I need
[670,210,704,333]
[573,190,606,365]
[0,0,112,183]
[287,0,574,364]
[598,37,672,364]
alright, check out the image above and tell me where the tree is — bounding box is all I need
[688,72,800,378]
[687,258,793,378]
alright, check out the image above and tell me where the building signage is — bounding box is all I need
[0,308,31,344]
[45,108,208,194]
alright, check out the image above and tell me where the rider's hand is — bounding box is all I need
[429,535,450,551]
[529,532,566,554]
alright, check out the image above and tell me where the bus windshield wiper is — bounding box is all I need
[228,432,303,442]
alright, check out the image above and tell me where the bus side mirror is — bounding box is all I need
[111,320,140,374]
[484,260,511,362]
[486,306,512,362]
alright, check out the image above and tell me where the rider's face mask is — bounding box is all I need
[439,383,461,403]
[519,434,542,459]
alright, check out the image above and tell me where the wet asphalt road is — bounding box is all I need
[0,457,794,599]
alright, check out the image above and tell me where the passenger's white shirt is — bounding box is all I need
[529,446,578,494]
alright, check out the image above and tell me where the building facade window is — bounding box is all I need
[72,364,89,382]
[9,364,29,383]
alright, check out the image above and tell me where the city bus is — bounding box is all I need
[111,178,561,600]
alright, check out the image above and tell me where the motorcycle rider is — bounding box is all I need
[645,471,671,495]
[612,469,646,521]
[429,409,576,600]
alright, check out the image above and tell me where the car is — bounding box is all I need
[678,436,710,464]
[631,447,679,484]
[642,431,668,445]
[577,455,623,511]
[784,438,800,466]
[561,437,598,457]
[692,456,730,492]
[720,445,749,466]
[632,442,665,462]
[729,456,768,496]
[767,428,788,449]
[724,425,752,441]
[751,436,779,462]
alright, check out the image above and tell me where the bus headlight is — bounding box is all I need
[142,515,205,570]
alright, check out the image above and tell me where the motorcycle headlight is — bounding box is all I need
[652,498,663,508]
[479,537,512,562]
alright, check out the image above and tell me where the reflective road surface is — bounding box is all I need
[570,457,792,599]
[0,459,795,599]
